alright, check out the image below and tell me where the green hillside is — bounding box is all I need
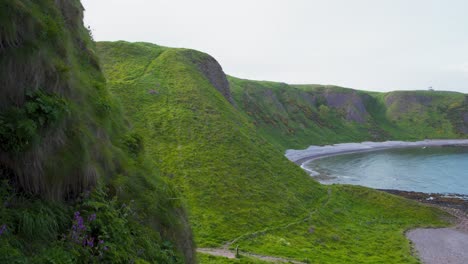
[96,41,326,246]
[97,41,449,263]
[229,77,468,150]
[0,1,192,263]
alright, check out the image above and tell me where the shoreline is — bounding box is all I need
[285,139,468,208]
[285,139,468,165]
[379,189,468,213]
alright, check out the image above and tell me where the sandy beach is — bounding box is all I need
[285,139,468,165]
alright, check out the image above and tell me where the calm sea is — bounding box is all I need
[304,146,468,195]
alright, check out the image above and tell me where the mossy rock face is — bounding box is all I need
[0,0,107,199]
[0,1,194,263]
[229,77,468,150]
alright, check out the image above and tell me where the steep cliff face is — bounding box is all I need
[321,89,370,123]
[447,95,468,134]
[0,1,193,262]
[183,49,235,105]
[229,77,468,150]
[0,0,106,199]
[384,92,434,118]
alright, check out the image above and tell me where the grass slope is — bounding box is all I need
[229,77,468,150]
[98,41,449,263]
[97,41,326,247]
[237,185,446,264]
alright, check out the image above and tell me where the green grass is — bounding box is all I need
[197,253,270,264]
[236,185,447,263]
[0,1,192,263]
[97,41,326,247]
[97,41,451,263]
[229,77,467,151]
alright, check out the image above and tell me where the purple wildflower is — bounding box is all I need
[99,239,104,244]
[86,237,95,247]
[87,213,96,222]
[103,246,109,251]
[74,214,85,231]
[0,224,7,236]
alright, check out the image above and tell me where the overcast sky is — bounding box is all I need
[81,0,468,93]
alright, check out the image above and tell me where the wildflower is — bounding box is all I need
[99,239,104,244]
[87,237,95,247]
[0,224,7,236]
[87,213,96,222]
[74,212,85,231]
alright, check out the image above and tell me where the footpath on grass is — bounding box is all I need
[197,188,332,263]
[197,248,306,264]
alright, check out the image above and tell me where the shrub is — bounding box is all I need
[0,90,68,152]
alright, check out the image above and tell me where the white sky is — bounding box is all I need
[81,0,468,93]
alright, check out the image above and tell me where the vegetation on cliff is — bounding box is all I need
[98,41,450,263]
[2,1,462,262]
[97,41,326,247]
[0,1,193,263]
[229,77,468,150]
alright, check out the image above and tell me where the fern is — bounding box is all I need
[0,90,68,152]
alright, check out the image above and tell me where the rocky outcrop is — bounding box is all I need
[185,51,235,105]
[384,92,433,117]
[461,113,468,133]
[323,91,369,123]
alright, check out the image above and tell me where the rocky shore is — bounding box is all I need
[379,189,468,213]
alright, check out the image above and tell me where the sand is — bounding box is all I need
[407,228,468,264]
[285,139,468,165]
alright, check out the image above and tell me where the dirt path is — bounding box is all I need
[407,207,468,264]
[197,248,306,263]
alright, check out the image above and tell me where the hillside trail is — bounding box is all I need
[197,188,332,263]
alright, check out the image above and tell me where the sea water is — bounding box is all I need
[304,146,468,195]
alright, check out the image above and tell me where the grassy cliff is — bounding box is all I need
[229,77,468,150]
[0,1,193,263]
[97,41,326,247]
[98,41,449,263]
